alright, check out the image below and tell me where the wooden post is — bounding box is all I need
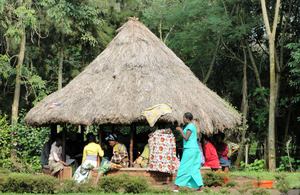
[50,125,57,144]
[130,123,136,167]
[245,144,249,167]
[62,126,67,162]
[98,125,103,146]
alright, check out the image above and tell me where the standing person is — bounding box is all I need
[202,135,220,170]
[214,133,231,174]
[173,112,204,193]
[94,134,129,184]
[73,133,104,183]
[48,137,70,179]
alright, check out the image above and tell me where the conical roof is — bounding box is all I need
[25,17,241,134]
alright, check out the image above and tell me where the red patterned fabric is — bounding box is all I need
[147,129,177,174]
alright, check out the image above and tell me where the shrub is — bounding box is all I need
[55,178,79,193]
[226,180,237,187]
[241,159,265,172]
[98,175,124,193]
[122,175,149,193]
[0,173,57,193]
[274,173,290,194]
[98,174,149,193]
[277,156,300,172]
[250,188,270,195]
[203,171,227,187]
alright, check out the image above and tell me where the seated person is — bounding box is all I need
[95,134,129,184]
[73,133,104,183]
[202,135,220,170]
[214,133,230,174]
[133,143,150,168]
[48,137,70,179]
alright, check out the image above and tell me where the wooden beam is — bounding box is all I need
[130,124,136,167]
[62,126,67,162]
[98,125,103,146]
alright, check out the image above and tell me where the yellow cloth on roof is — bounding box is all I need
[141,104,172,127]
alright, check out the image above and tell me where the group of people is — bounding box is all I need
[45,132,129,184]
[173,112,239,193]
[42,111,239,193]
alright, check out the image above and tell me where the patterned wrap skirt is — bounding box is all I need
[175,148,204,188]
[73,155,97,183]
[49,160,65,175]
[97,158,122,175]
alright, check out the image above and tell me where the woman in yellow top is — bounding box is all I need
[73,133,104,183]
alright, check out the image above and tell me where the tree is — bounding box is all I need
[260,0,280,172]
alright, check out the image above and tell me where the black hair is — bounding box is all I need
[202,134,210,142]
[184,112,193,120]
[216,132,225,140]
[87,133,95,143]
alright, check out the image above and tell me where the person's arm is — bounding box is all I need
[176,127,191,141]
[228,145,240,157]
[98,145,104,157]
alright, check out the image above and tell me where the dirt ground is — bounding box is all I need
[151,175,300,194]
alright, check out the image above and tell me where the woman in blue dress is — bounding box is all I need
[173,112,204,193]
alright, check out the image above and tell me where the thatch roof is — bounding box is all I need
[25,17,241,134]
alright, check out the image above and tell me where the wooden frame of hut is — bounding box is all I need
[25,17,241,167]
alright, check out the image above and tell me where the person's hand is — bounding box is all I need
[64,162,71,166]
[175,127,182,132]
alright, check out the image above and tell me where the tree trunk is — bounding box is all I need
[235,45,248,167]
[261,0,280,172]
[58,34,64,90]
[11,28,26,124]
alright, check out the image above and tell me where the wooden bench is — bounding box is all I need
[89,167,213,184]
[42,165,72,179]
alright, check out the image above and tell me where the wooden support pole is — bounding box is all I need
[62,126,67,162]
[130,123,136,167]
[50,125,57,144]
[98,125,103,146]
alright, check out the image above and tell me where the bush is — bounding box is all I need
[274,173,290,194]
[250,188,270,195]
[98,174,149,193]
[241,159,265,172]
[203,171,227,187]
[122,175,149,193]
[277,156,300,172]
[226,180,237,187]
[0,173,57,193]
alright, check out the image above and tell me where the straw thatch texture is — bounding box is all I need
[25,17,241,134]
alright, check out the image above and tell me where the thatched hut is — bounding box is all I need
[25,17,240,134]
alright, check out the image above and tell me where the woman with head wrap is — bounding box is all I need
[94,134,128,184]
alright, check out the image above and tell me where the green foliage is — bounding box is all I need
[226,180,237,187]
[250,188,270,195]
[274,173,290,194]
[277,156,300,172]
[0,173,57,193]
[286,41,300,107]
[122,174,149,193]
[241,159,265,172]
[0,111,49,173]
[203,171,227,187]
[219,187,230,194]
[98,174,149,193]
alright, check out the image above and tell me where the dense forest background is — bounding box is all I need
[0,0,299,172]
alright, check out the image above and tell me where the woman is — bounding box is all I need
[202,135,220,170]
[73,133,104,183]
[173,112,204,193]
[214,133,230,174]
[48,137,70,179]
[94,134,128,184]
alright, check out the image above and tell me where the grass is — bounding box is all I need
[229,170,300,189]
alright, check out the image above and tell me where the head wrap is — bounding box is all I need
[105,134,117,141]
